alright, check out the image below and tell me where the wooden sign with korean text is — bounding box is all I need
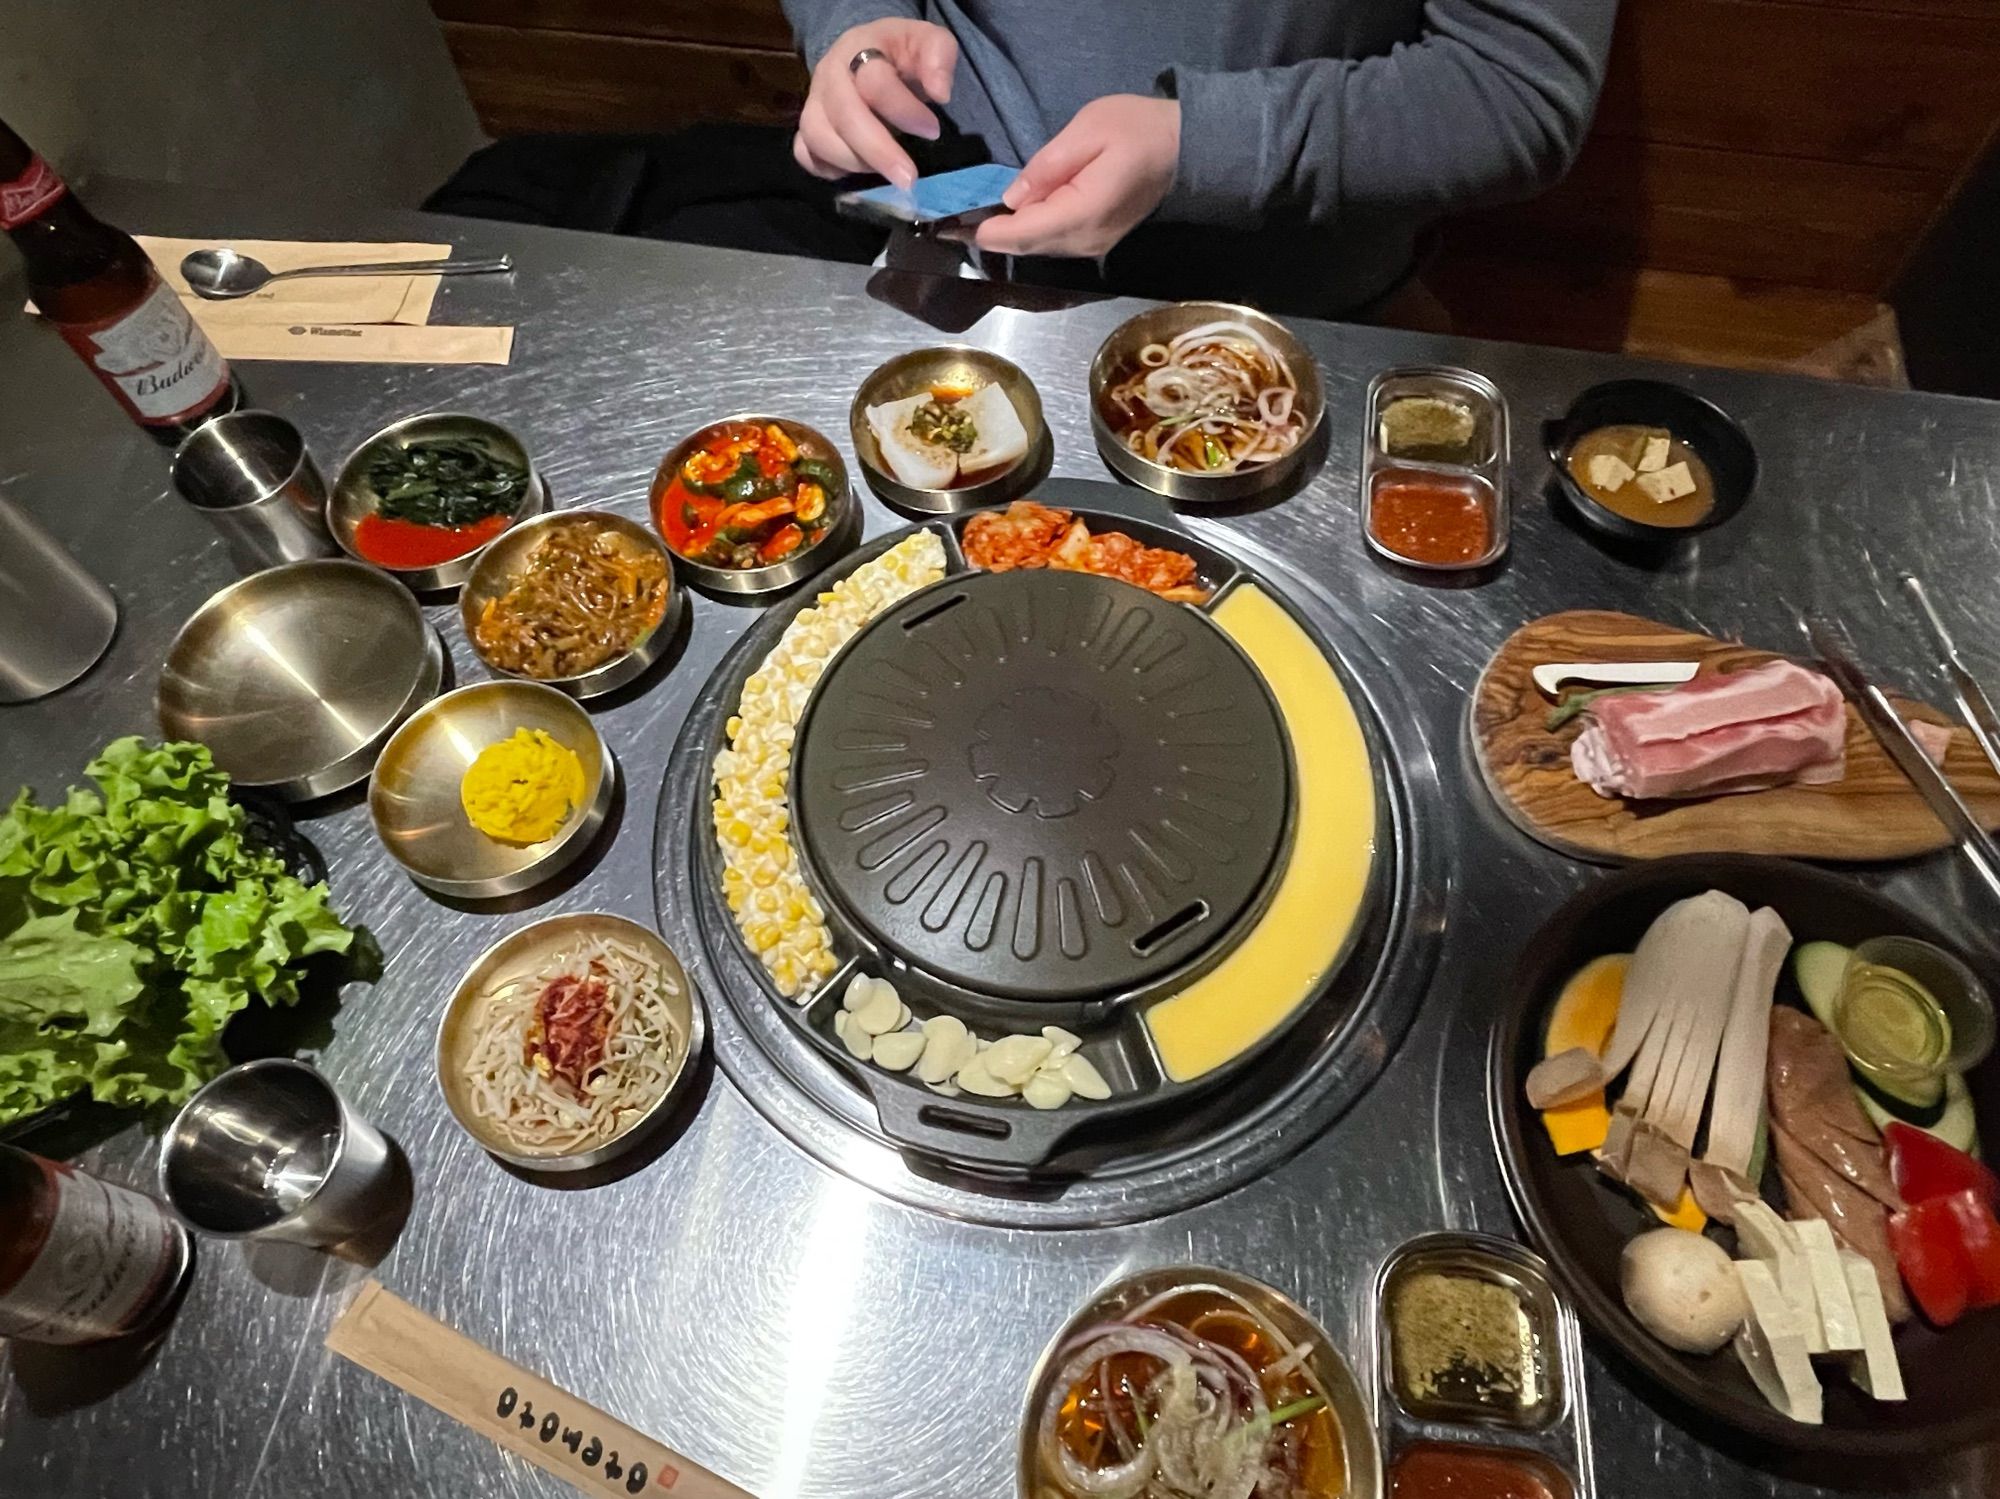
[326,1281,754,1499]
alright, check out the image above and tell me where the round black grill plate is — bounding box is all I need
[792,570,1292,1001]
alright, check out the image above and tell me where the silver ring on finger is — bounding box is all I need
[847,46,888,75]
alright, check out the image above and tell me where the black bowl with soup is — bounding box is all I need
[1545,381,1756,542]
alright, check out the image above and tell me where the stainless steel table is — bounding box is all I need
[3,179,1996,1499]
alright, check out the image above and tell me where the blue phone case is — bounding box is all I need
[839,164,1020,227]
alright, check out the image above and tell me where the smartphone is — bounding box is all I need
[835,164,1020,230]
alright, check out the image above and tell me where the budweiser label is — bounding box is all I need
[55,273,230,425]
[0,1159,187,1344]
[0,153,66,229]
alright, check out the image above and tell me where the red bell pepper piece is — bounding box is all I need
[1884,1121,2000,1208]
[1889,1196,1973,1326]
[1939,1187,2000,1307]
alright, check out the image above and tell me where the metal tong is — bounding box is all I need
[1807,592,2000,904]
[1903,574,2000,782]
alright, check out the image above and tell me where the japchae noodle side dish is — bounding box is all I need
[474,520,670,679]
[963,502,1210,604]
[1103,321,1304,475]
[460,933,686,1155]
[1036,1287,1345,1499]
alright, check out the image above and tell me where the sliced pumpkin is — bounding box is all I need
[1648,1184,1709,1234]
[1538,953,1628,1156]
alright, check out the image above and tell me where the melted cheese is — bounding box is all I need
[1143,585,1377,1082]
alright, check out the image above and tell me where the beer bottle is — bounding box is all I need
[0,1144,193,1345]
[0,118,236,443]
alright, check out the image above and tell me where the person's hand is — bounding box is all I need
[793,19,958,190]
[975,96,1179,259]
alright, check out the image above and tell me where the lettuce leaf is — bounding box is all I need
[0,738,357,1126]
[0,910,144,1034]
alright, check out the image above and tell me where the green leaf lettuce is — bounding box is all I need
[0,738,357,1126]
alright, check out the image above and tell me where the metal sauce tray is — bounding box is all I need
[1370,1232,1596,1498]
[1361,366,1511,571]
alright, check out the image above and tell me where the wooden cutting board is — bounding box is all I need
[1471,610,2000,862]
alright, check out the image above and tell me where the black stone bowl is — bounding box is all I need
[1488,854,2000,1456]
[1544,379,1757,542]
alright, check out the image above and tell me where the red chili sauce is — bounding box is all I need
[525,969,611,1090]
[352,511,509,569]
[1389,1443,1569,1499]
[1368,470,1494,566]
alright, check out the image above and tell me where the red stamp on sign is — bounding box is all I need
[0,155,66,230]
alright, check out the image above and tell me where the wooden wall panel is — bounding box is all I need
[439,21,806,136]
[1596,0,2000,170]
[431,0,791,50]
[1792,0,2000,17]
[1455,137,1941,294]
[426,0,1997,309]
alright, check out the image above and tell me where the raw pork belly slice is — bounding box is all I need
[1571,660,1847,800]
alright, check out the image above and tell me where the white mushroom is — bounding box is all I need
[1620,1228,1747,1355]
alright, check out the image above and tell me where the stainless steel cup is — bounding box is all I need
[158,1059,395,1247]
[0,492,119,702]
[172,411,337,574]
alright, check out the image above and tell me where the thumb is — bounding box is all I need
[1004,119,1104,210]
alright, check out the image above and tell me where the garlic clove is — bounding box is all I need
[985,1034,1054,1087]
[854,985,904,1036]
[956,1050,1017,1097]
[842,973,874,1012]
[1023,1072,1073,1110]
[917,1015,970,1084]
[871,1029,925,1071]
[833,1009,874,1061]
[1041,1026,1082,1059]
[1059,1052,1111,1099]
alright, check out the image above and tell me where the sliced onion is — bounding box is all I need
[1037,1327,1189,1499]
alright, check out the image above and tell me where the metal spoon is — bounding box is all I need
[181,247,513,300]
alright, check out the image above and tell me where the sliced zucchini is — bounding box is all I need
[1860,1070,1979,1156]
[1791,938,1944,1108]
[1855,1066,1946,1123]
[1793,940,1851,1029]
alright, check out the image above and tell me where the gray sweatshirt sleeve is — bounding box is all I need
[1164,0,1616,227]
[780,0,923,68]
